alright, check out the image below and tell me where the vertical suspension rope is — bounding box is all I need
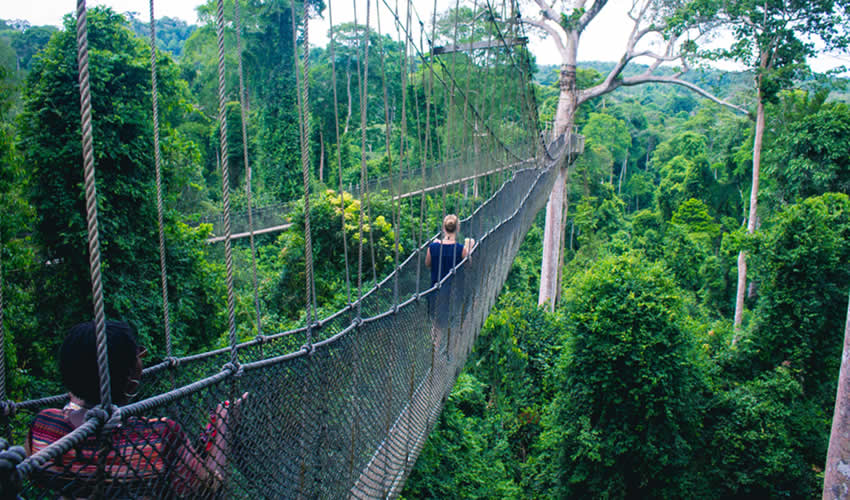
[463,0,480,200]
[415,24,427,297]
[355,0,372,319]
[148,0,173,358]
[292,0,317,339]
[515,4,543,156]
[327,0,353,310]
[427,0,446,285]
[360,0,380,286]
[327,1,353,309]
[75,0,111,408]
[214,0,239,366]
[396,0,413,289]
[375,2,401,309]
[235,0,263,338]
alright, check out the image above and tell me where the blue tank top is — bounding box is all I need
[429,242,464,285]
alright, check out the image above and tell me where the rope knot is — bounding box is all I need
[221,362,243,377]
[84,407,110,425]
[165,356,180,368]
[0,442,25,499]
[254,335,267,345]
[0,401,16,418]
[301,344,315,355]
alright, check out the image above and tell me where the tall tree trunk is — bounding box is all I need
[539,49,577,310]
[734,90,765,329]
[554,172,571,306]
[344,71,352,135]
[618,150,627,196]
[319,130,325,183]
[824,290,850,499]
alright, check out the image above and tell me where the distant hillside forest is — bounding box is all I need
[1,3,850,499]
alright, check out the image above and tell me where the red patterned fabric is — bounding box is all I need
[28,408,205,496]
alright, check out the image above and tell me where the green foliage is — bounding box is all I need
[768,102,850,202]
[401,373,521,499]
[703,367,821,498]
[541,254,700,498]
[677,0,850,100]
[743,193,850,410]
[128,14,197,58]
[16,8,224,376]
[405,283,566,499]
[0,22,57,72]
[265,189,402,321]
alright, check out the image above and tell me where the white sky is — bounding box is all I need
[2,0,847,72]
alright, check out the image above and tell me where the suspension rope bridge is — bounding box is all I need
[0,0,581,497]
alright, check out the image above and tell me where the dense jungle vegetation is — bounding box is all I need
[1,1,849,497]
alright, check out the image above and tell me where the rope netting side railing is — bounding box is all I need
[191,147,535,240]
[1,134,573,499]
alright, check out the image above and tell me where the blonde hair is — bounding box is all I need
[443,214,459,234]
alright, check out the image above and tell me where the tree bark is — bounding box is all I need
[319,130,325,183]
[734,91,765,329]
[824,290,850,499]
[618,150,628,196]
[344,71,352,135]
[539,53,577,310]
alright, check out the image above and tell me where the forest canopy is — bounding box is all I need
[0,0,848,497]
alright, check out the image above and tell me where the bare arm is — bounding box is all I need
[425,246,432,267]
[462,238,475,259]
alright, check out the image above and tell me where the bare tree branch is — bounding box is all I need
[625,74,748,114]
[532,0,562,23]
[579,0,609,32]
[524,17,569,58]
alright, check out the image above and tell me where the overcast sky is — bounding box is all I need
[2,0,847,71]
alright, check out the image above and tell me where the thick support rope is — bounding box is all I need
[234,0,263,338]
[327,1,353,308]
[396,0,413,306]
[214,0,239,366]
[414,26,427,298]
[148,0,173,358]
[292,0,317,341]
[356,0,372,320]
[429,0,447,284]
[375,2,401,309]
[359,0,380,286]
[75,0,111,409]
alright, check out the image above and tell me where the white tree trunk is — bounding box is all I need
[344,71,352,135]
[618,150,628,196]
[734,249,747,327]
[539,56,577,310]
[540,166,568,308]
[734,94,765,329]
[824,290,850,499]
[319,130,325,183]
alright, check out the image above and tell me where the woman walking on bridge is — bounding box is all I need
[425,215,473,285]
[426,215,474,338]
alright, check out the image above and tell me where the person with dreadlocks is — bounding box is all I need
[26,321,246,497]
